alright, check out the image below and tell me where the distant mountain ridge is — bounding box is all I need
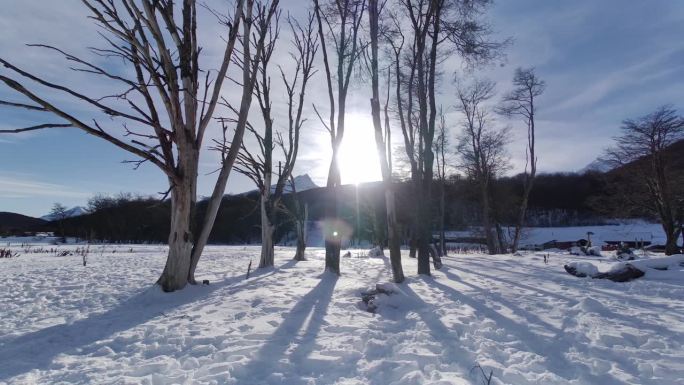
[40,206,87,221]
[580,138,684,175]
[580,159,612,174]
[0,212,46,232]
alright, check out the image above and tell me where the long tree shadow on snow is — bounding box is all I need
[231,272,340,384]
[0,264,281,382]
[455,261,684,327]
[429,267,640,385]
[392,282,477,378]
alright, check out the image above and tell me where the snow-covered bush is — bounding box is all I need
[367,247,384,258]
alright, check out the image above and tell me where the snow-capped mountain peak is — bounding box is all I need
[40,206,87,221]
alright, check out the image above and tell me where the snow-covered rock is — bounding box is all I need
[566,261,599,277]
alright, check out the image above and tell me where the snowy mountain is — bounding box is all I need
[579,158,612,174]
[281,174,318,193]
[40,206,88,221]
[243,174,319,196]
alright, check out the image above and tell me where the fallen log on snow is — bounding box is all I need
[564,255,684,282]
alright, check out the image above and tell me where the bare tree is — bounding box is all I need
[498,67,545,253]
[456,79,509,254]
[233,12,318,268]
[603,105,684,255]
[367,0,404,283]
[390,0,506,274]
[0,0,279,291]
[312,0,366,275]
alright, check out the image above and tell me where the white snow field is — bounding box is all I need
[1,245,683,385]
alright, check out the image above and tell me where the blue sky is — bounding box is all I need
[2,0,684,217]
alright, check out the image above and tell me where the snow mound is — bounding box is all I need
[360,282,423,315]
[566,261,599,277]
[367,247,384,258]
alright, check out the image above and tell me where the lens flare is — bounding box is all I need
[320,218,353,245]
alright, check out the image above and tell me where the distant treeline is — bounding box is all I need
[28,170,633,245]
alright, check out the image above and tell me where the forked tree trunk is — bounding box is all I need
[259,194,276,268]
[158,176,196,292]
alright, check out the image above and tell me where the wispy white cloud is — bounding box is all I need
[0,174,90,199]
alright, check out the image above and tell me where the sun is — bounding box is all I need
[338,113,382,185]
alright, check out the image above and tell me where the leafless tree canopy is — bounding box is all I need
[604,105,684,167]
[603,105,684,255]
[0,0,280,292]
[456,78,509,254]
[498,67,545,252]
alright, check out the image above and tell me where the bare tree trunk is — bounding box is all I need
[481,181,497,254]
[325,184,341,274]
[439,177,446,255]
[511,182,533,252]
[159,176,196,291]
[664,222,681,255]
[294,203,308,261]
[259,195,275,268]
[409,228,417,258]
[385,188,404,280]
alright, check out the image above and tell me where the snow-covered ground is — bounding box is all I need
[1,245,683,384]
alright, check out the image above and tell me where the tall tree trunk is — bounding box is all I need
[439,180,446,255]
[369,0,404,282]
